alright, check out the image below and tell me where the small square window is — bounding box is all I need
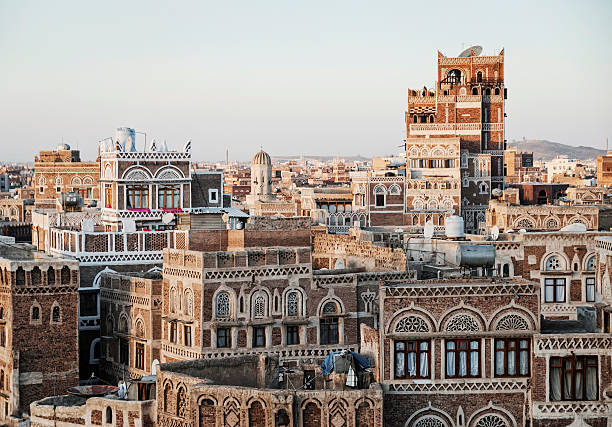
[56,187,61,193]
[209,189,219,203]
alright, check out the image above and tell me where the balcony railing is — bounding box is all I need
[409,122,503,135]
[48,228,189,265]
[470,78,504,85]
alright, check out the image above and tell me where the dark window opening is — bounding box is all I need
[31,306,40,321]
[303,370,315,390]
[135,343,145,370]
[320,317,339,345]
[217,328,231,348]
[119,338,129,366]
[375,194,385,207]
[52,306,60,322]
[545,278,566,303]
[252,326,266,347]
[79,291,98,317]
[184,325,192,347]
[286,326,299,345]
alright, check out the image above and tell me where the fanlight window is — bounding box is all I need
[514,217,535,230]
[495,314,529,331]
[373,185,387,195]
[445,314,480,332]
[585,256,596,271]
[474,414,508,427]
[287,292,299,316]
[253,295,266,318]
[414,417,447,427]
[389,184,401,195]
[394,315,429,333]
[216,292,230,318]
[322,301,338,314]
[545,255,562,271]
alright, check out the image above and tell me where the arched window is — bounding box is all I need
[428,115,434,123]
[169,287,177,314]
[472,87,478,95]
[61,266,71,284]
[47,267,55,285]
[135,319,145,338]
[16,267,25,286]
[31,305,40,321]
[287,291,299,316]
[184,290,193,316]
[485,88,491,95]
[106,407,113,424]
[31,267,41,285]
[586,256,596,271]
[52,305,61,323]
[239,295,244,313]
[176,387,186,417]
[476,71,483,82]
[322,301,339,314]
[253,294,266,318]
[216,292,230,318]
[413,115,418,123]
[163,384,171,412]
[502,264,510,277]
[545,255,562,271]
[447,69,462,84]
[119,315,129,333]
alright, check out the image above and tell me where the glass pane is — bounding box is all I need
[470,340,479,349]
[563,371,572,399]
[575,372,583,399]
[395,352,405,378]
[519,350,529,375]
[419,352,428,377]
[446,341,455,350]
[395,342,405,351]
[419,341,428,351]
[459,351,467,376]
[586,367,597,400]
[545,285,554,302]
[550,367,561,400]
[407,352,416,377]
[495,350,505,375]
[495,340,504,350]
[470,351,479,376]
[507,350,516,375]
[556,285,565,302]
[446,351,455,376]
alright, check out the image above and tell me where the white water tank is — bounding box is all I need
[115,127,136,152]
[445,215,465,238]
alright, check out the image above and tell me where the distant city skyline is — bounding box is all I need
[1,0,611,162]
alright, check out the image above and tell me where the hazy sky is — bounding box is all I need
[1,0,611,162]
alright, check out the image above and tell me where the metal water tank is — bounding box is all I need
[456,244,495,267]
[445,215,465,238]
[115,127,136,152]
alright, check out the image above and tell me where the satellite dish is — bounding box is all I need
[458,45,483,58]
[81,218,95,233]
[162,213,175,225]
[492,188,503,197]
[123,219,136,232]
[560,223,587,232]
[424,221,434,239]
[490,225,499,241]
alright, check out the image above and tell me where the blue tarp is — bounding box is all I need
[320,351,371,375]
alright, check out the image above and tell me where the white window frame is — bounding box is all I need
[209,189,219,203]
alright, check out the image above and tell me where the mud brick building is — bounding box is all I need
[99,270,163,382]
[312,227,406,271]
[156,355,383,427]
[378,278,538,426]
[0,245,79,421]
[402,47,506,233]
[486,198,611,232]
[33,144,99,209]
